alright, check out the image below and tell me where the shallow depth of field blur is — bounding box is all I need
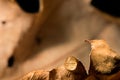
[0,0,120,79]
